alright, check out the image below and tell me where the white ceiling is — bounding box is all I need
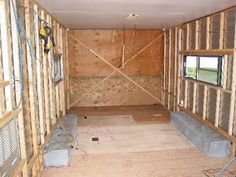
[37,0,236,29]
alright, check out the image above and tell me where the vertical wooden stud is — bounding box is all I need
[34,5,45,144]
[24,0,38,154]
[168,29,172,110]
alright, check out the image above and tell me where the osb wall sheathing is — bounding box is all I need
[68,30,164,107]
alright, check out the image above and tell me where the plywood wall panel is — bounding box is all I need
[68,29,164,107]
[68,30,163,77]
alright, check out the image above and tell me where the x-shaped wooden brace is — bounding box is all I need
[69,33,164,107]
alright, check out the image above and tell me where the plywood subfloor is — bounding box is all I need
[42,105,236,177]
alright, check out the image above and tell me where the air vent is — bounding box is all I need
[0,118,20,177]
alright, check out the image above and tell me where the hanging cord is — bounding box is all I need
[10,0,23,109]
[131,24,137,56]
[217,157,236,177]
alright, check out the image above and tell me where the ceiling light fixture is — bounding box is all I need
[126,13,138,20]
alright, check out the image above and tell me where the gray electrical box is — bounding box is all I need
[0,118,20,177]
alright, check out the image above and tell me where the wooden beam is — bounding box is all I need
[203,86,208,120]
[223,55,228,89]
[219,12,225,49]
[0,80,10,87]
[228,13,236,135]
[34,5,45,144]
[180,77,231,94]
[192,83,197,113]
[41,11,50,134]
[177,29,183,110]
[168,29,172,110]
[24,2,39,174]
[206,17,211,50]
[179,105,236,143]
[9,0,29,176]
[9,159,26,177]
[0,108,21,128]
[163,31,167,105]
[179,49,234,55]
[214,90,221,127]
[173,27,178,111]
[184,80,188,108]
[228,48,236,135]
[121,44,125,69]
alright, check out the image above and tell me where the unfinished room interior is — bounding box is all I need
[1,0,236,177]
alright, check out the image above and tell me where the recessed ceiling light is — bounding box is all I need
[126,13,138,20]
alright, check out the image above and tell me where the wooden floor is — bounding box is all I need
[42,105,236,177]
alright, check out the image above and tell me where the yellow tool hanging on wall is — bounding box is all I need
[39,26,55,54]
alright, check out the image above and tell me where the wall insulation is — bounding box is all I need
[164,6,236,146]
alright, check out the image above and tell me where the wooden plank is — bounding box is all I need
[223,55,228,89]
[203,86,208,120]
[48,16,55,125]
[228,14,236,135]
[184,24,190,109]
[55,23,61,120]
[0,80,10,87]
[179,49,234,55]
[60,28,66,115]
[34,5,45,144]
[180,77,231,93]
[195,20,200,50]
[0,108,21,128]
[206,17,211,50]
[219,12,225,49]
[0,13,5,116]
[179,105,236,143]
[5,0,14,112]
[184,80,188,108]
[9,0,29,175]
[214,90,221,127]
[24,0,38,155]
[177,29,183,110]
[173,27,178,111]
[228,48,236,135]
[27,154,38,172]
[163,31,167,105]
[168,29,172,110]
[192,83,197,113]
[41,11,50,134]
[65,31,70,110]
[10,159,26,177]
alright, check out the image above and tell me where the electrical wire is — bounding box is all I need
[10,0,23,109]
[218,157,236,177]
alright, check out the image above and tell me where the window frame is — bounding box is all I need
[183,55,223,86]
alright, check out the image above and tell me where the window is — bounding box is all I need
[52,53,63,84]
[183,55,222,86]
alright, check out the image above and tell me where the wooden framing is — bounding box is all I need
[167,29,172,109]
[164,6,236,150]
[179,49,234,55]
[0,108,22,128]
[1,0,67,176]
